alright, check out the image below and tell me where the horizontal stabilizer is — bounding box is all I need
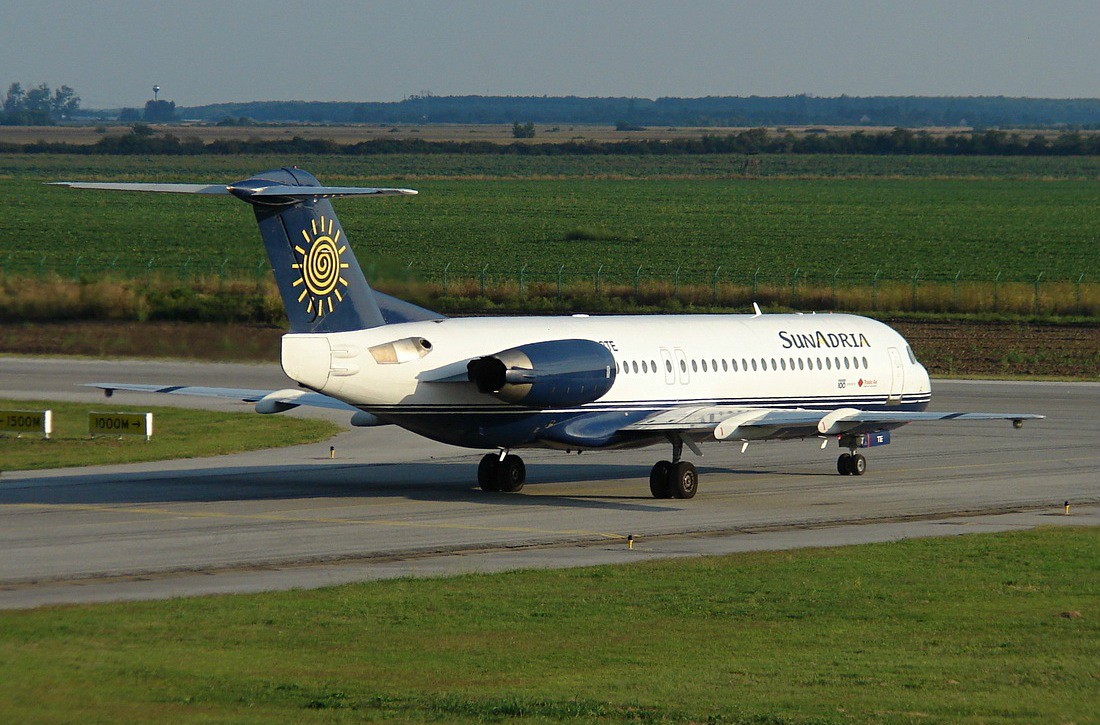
[51,182,231,194]
[51,181,417,200]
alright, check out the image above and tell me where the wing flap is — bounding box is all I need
[82,383,358,413]
[621,405,1044,441]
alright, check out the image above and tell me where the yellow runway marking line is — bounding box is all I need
[1,502,626,540]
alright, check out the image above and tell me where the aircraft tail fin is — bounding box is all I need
[54,168,426,333]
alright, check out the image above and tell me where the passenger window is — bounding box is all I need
[711,358,718,371]
[666,360,673,373]
[770,359,777,371]
[751,359,758,371]
[651,360,657,372]
[680,360,687,372]
[816,358,823,370]
[844,357,850,369]
[834,357,841,370]
[641,360,648,373]
[732,359,739,372]
[797,358,804,370]
[741,358,748,371]
[789,357,795,370]
[863,356,869,368]
[632,361,639,374]
[722,359,728,372]
[780,358,786,370]
[826,358,832,370]
[691,360,698,373]
[701,359,708,372]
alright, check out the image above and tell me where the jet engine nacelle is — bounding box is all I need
[467,339,616,408]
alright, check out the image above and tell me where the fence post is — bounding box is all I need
[1033,272,1043,314]
[993,271,1001,311]
[595,264,603,296]
[634,265,642,300]
[910,271,920,311]
[182,256,191,278]
[220,257,229,278]
[673,265,681,298]
[72,254,83,278]
[556,264,564,301]
[519,264,527,298]
[952,271,961,310]
[442,262,451,294]
[752,267,760,299]
[711,266,721,305]
[832,268,840,306]
[40,254,47,277]
[790,267,800,307]
[871,270,880,310]
[1076,273,1084,314]
[480,264,488,296]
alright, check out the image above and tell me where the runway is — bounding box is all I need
[1,357,1097,609]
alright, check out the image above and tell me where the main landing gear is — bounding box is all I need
[478,452,526,492]
[649,436,698,499]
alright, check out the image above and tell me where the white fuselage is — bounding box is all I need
[282,313,931,433]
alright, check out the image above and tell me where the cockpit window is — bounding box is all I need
[906,345,918,364]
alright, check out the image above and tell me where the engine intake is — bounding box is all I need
[467,339,616,408]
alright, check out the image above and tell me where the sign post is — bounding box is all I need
[89,412,154,441]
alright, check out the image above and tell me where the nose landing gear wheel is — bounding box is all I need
[837,452,867,476]
[837,453,852,475]
[649,460,673,498]
[849,453,867,476]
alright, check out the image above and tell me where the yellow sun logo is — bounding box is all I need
[291,215,350,317]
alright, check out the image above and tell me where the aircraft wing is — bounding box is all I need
[82,383,359,413]
[620,405,1044,441]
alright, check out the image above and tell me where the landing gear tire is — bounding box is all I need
[478,453,501,492]
[649,460,673,498]
[837,453,852,476]
[670,461,698,500]
[495,454,526,493]
[850,453,867,476]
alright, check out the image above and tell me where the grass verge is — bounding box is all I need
[0,527,1095,723]
[0,398,341,471]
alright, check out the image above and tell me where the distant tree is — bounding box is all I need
[51,85,80,119]
[118,108,141,122]
[512,121,535,139]
[3,83,25,113]
[143,99,176,122]
[130,122,155,137]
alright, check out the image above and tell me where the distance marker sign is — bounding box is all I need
[89,412,153,440]
[0,410,52,439]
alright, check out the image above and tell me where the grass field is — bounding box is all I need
[0,526,1094,723]
[0,398,339,471]
[4,172,1097,284]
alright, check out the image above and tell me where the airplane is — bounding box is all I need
[54,168,1043,499]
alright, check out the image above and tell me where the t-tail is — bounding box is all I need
[53,168,437,332]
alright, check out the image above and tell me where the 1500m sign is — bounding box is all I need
[89,412,153,440]
[0,410,52,439]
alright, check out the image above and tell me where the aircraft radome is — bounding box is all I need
[54,169,1042,499]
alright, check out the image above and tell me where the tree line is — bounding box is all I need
[5,125,1099,156]
[183,95,1100,128]
[1,82,80,125]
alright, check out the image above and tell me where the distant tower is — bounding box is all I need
[153,85,160,102]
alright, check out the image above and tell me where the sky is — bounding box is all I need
[1,0,1097,108]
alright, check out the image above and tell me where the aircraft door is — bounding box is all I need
[659,348,676,385]
[674,348,689,385]
[887,347,904,405]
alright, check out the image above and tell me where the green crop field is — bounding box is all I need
[3,169,1097,286]
[0,526,1095,723]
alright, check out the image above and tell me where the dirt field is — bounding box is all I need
[2,320,1095,379]
[0,123,1024,146]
